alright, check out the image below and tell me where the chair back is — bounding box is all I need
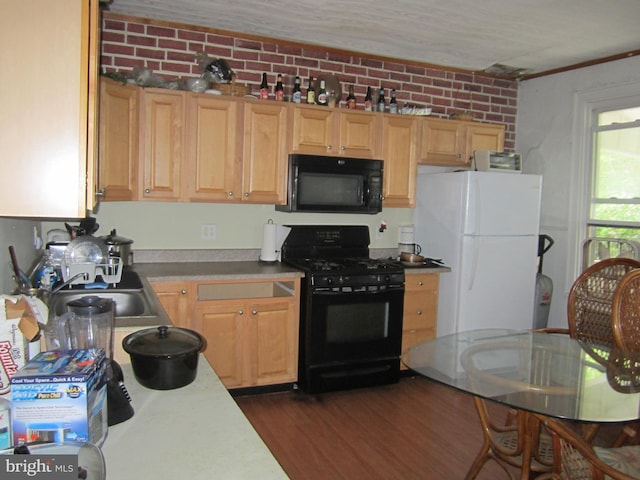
[612,269,640,352]
[568,258,640,347]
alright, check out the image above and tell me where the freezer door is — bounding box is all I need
[462,172,542,236]
[455,235,538,333]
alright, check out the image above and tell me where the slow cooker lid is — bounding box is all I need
[123,326,203,356]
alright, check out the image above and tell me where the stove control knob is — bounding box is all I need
[326,277,334,286]
[384,275,391,283]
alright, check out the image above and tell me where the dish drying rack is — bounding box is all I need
[60,257,124,286]
[582,237,640,270]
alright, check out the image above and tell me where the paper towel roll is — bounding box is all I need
[260,221,278,262]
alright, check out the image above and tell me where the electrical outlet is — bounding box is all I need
[201,224,216,241]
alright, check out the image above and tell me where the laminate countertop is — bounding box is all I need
[101,357,289,479]
[134,261,305,282]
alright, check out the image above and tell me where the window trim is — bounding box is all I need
[568,82,640,291]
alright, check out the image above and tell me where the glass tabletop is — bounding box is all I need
[402,329,640,423]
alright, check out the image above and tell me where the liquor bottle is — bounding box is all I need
[364,86,372,111]
[317,80,328,106]
[275,74,284,101]
[389,89,398,113]
[306,76,315,104]
[292,76,302,103]
[346,85,356,109]
[377,88,386,112]
[259,73,269,100]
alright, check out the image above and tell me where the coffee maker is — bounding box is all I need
[45,296,134,426]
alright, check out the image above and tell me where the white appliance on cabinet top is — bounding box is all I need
[473,150,523,173]
[414,171,542,337]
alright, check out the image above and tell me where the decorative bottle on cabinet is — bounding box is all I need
[259,73,269,100]
[274,74,284,101]
[316,80,328,106]
[389,89,398,113]
[292,76,302,103]
[306,76,315,104]
[364,86,372,111]
[377,88,386,112]
[346,85,356,109]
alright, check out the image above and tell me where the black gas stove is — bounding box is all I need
[281,225,405,394]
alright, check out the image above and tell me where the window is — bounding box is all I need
[585,106,640,265]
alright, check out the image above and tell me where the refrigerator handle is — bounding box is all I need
[468,236,480,291]
[468,177,480,235]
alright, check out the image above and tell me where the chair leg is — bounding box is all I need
[464,441,492,480]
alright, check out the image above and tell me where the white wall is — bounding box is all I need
[516,56,640,328]
[42,202,413,251]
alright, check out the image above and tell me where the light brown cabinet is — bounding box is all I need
[290,105,381,158]
[98,79,139,201]
[139,89,186,201]
[0,0,101,217]
[150,281,190,328]
[185,95,241,202]
[401,272,439,369]
[241,101,289,204]
[191,278,300,389]
[381,114,421,208]
[419,118,504,167]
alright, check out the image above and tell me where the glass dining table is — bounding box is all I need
[402,329,640,479]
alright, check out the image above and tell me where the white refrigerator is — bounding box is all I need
[414,171,542,336]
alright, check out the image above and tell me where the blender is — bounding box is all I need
[45,296,134,426]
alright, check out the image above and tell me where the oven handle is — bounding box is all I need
[311,286,405,295]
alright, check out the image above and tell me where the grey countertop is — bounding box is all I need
[134,260,305,282]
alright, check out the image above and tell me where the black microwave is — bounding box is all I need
[276,154,384,214]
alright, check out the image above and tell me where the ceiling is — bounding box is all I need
[107,0,640,77]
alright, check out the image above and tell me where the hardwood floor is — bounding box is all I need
[235,376,518,479]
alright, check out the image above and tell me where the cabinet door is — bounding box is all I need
[381,115,419,208]
[290,105,335,155]
[0,0,99,217]
[242,102,288,204]
[419,118,466,166]
[139,89,185,200]
[185,95,240,202]
[150,281,189,328]
[337,111,381,158]
[98,79,138,201]
[193,302,245,388]
[247,300,299,386]
[466,123,505,163]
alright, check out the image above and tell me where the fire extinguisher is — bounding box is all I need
[533,234,554,330]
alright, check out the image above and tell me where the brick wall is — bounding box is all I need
[101,12,518,149]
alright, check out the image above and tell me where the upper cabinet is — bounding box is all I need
[0,0,101,217]
[98,79,139,201]
[381,115,420,208]
[290,105,381,158]
[419,118,505,167]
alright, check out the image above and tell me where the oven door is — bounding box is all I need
[305,288,404,364]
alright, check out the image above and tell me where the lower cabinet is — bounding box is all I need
[154,278,301,389]
[401,272,439,369]
[150,281,190,328]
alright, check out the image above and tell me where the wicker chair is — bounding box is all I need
[568,258,640,350]
[536,414,640,480]
[612,268,640,352]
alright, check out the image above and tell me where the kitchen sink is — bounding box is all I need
[49,290,157,318]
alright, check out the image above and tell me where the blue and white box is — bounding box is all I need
[10,349,108,447]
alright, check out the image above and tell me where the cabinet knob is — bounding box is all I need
[145,188,151,194]
[180,289,187,295]
[244,192,249,197]
[238,309,244,315]
[417,310,423,315]
[252,309,258,315]
[418,281,424,286]
[95,188,105,198]
[326,145,332,151]
[227,191,234,197]
[340,146,346,151]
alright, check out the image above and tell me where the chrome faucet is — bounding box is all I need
[51,272,89,294]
